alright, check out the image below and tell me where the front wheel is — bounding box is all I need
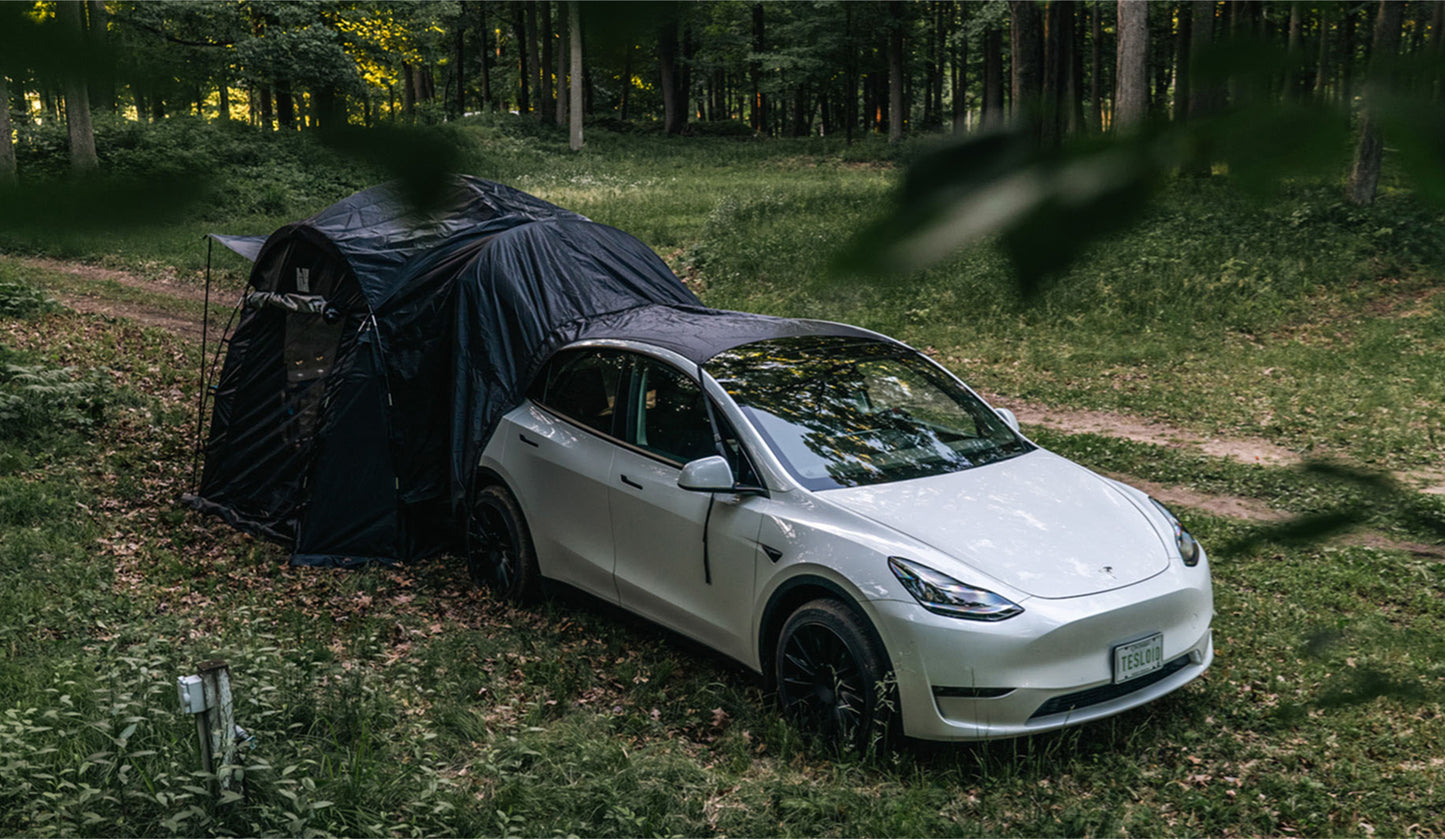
[775,598,895,751]
[466,484,540,603]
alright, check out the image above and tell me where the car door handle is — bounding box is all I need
[620,474,643,490]
[518,433,540,448]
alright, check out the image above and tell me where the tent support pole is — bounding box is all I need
[192,237,213,490]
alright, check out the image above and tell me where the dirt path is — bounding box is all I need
[18,255,241,343]
[10,255,1441,550]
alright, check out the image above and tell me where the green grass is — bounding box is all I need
[2,117,1444,835]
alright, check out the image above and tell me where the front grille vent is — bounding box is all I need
[1029,655,1191,720]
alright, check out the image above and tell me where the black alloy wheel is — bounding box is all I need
[775,598,894,751]
[466,484,539,603]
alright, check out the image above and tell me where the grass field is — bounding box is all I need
[1,116,1443,836]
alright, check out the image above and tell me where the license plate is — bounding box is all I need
[1113,633,1164,684]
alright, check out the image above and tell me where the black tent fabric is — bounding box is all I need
[188,177,704,566]
[188,176,872,567]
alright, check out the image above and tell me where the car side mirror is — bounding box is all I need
[677,455,736,493]
[995,407,1020,433]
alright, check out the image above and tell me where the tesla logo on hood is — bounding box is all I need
[1101,566,1115,577]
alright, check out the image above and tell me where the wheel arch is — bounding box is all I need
[758,573,893,685]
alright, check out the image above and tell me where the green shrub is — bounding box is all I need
[0,281,55,318]
[0,362,114,442]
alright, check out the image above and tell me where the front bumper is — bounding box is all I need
[869,561,1214,741]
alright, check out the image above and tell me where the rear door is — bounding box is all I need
[504,348,628,602]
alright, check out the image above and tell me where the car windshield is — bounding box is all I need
[706,336,1034,490]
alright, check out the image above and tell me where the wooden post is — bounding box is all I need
[196,659,237,791]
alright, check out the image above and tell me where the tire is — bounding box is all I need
[466,483,540,603]
[775,598,896,752]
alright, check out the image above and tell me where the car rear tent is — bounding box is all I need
[186,176,703,566]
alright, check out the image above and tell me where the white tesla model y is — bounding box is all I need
[466,310,1214,747]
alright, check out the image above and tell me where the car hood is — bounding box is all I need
[820,450,1171,599]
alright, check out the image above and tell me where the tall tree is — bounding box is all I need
[951,1,969,133]
[555,3,568,126]
[982,22,1004,129]
[569,0,582,150]
[1282,1,1304,99]
[514,3,531,115]
[86,0,114,113]
[454,4,467,116]
[659,10,684,134]
[1346,0,1403,205]
[0,73,14,185]
[479,2,494,110]
[538,1,553,122]
[1114,0,1147,129]
[524,0,539,113]
[1089,0,1106,132]
[1430,0,1443,102]
[1041,0,1074,146]
[1009,0,1043,136]
[887,0,904,142]
[751,4,766,134]
[1172,2,1192,120]
[58,0,98,172]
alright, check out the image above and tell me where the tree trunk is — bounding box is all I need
[952,1,969,132]
[1172,3,1192,120]
[260,87,273,129]
[86,0,114,113]
[276,81,296,129]
[402,62,417,115]
[1114,0,1148,130]
[845,3,857,142]
[620,45,632,120]
[569,0,582,150]
[1430,0,1444,102]
[751,3,766,134]
[1314,6,1330,101]
[455,4,467,116]
[538,1,553,122]
[1282,2,1303,100]
[479,2,494,110]
[0,73,15,185]
[888,1,905,142]
[1089,0,1105,132]
[58,1,98,172]
[514,3,531,115]
[1187,0,1216,120]
[1340,5,1357,107]
[1346,0,1403,205]
[218,81,231,121]
[525,1,539,115]
[1042,0,1073,146]
[1009,0,1043,137]
[556,3,568,126]
[681,19,696,122]
[982,24,1004,129]
[659,13,684,134]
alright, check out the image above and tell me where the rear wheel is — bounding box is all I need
[466,484,540,603]
[775,598,895,751]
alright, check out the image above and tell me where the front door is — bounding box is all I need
[608,357,762,664]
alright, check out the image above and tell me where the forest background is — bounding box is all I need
[1,1,1445,836]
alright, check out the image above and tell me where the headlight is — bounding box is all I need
[1150,498,1201,566]
[887,557,1023,621]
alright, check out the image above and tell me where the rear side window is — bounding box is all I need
[531,349,628,436]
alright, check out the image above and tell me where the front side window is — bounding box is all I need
[707,336,1033,490]
[627,359,717,465]
[531,349,628,435]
